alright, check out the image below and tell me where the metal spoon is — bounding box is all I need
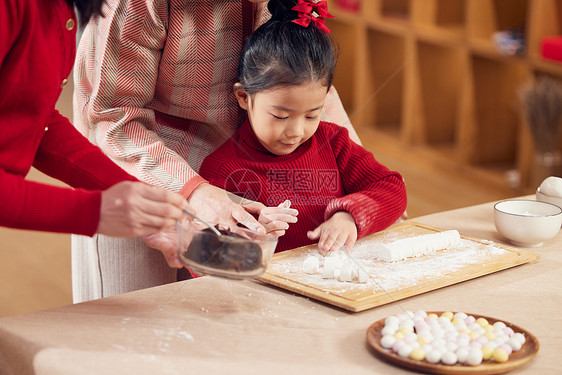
[182,209,222,237]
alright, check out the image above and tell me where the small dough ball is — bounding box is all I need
[339,264,354,282]
[476,335,488,346]
[493,321,507,330]
[421,344,433,353]
[302,256,320,274]
[486,341,498,350]
[454,312,468,321]
[441,311,454,321]
[468,331,480,342]
[333,269,341,280]
[466,348,483,366]
[456,348,469,364]
[399,319,414,330]
[392,339,406,353]
[512,332,526,345]
[357,268,369,283]
[398,344,413,358]
[385,316,400,327]
[445,342,458,352]
[482,345,494,360]
[441,351,458,365]
[404,332,417,341]
[476,317,489,328]
[417,336,429,346]
[451,318,464,327]
[431,327,445,339]
[381,335,395,349]
[409,348,425,361]
[381,325,397,336]
[498,343,513,355]
[418,329,432,341]
[322,256,340,279]
[508,337,523,351]
[397,327,411,335]
[408,340,420,349]
[469,341,482,350]
[426,350,441,363]
[493,348,509,363]
[431,337,446,349]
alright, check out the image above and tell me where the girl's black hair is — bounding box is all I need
[65,0,106,26]
[238,0,337,95]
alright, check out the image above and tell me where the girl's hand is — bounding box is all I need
[307,211,357,255]
[258,200,298,237]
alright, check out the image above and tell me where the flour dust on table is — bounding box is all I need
[283,227,507,293]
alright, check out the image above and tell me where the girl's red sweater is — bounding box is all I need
[200,119,408,252]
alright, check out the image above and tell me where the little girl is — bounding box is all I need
[199,0,407,253]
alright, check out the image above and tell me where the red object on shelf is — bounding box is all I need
[335,0,360,13]
[541,36,562,63]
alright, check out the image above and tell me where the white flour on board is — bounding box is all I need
[270,234,507,294]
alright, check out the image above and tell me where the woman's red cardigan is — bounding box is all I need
[0,0,136,235]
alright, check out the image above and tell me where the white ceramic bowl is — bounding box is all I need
[494,199,562,247]
[536,187,562,209]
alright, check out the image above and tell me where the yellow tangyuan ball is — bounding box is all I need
[441,311,454,320]
[410,348,426,361]
[476,317,489,328]
[493,348,509,363]
[482,345,494,360]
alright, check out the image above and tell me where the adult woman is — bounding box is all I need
[72,0,360,302]
[0,0,189,270]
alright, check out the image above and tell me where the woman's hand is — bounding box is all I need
[142,226,183,268]
[258,200,298,237]
[97,181,187,237]
[307,211,358,255]
[187,183,266,233]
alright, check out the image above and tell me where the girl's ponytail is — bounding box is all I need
[238,0,337,95]
[267,0,299,22]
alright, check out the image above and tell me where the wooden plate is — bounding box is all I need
[366,312,539,375]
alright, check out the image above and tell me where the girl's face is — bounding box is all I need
[235,81,328,156]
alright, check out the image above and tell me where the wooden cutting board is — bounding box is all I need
[257,221,540,312]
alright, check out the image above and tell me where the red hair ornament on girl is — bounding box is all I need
[291,0,334,33]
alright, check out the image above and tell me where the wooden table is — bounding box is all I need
[1,198,560,374]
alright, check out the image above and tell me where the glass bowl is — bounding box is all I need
[177,220,278,279]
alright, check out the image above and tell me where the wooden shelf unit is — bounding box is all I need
[327,0,562,190]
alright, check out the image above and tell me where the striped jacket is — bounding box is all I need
[73,0,357,198]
